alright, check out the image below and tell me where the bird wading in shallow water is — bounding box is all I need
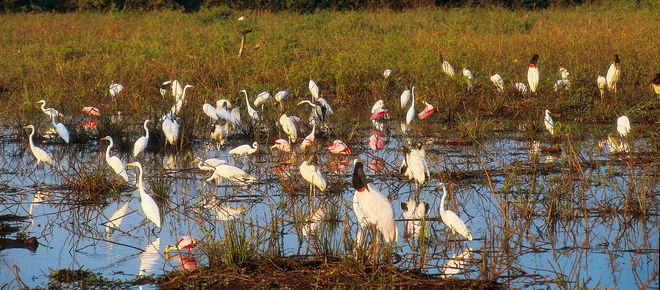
[126,162,162,229]
[438,183,473,241]
[101,136,129,182]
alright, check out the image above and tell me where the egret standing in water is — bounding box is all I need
[229,142,259,163]
[101,136,129,182]
[406,86,416,125]
[351,160,397,244]
[544,109,555,136]
[36,100,60,119]
[300,156,327,197]
[242,89,260,121]
[127,162,161,228]
[438,183,473,241]
[133,120,150,157]
[50,113,70,143]
[162,116,179,146]
[23,125,53,165]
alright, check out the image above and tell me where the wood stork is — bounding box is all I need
[133,120,150,157]
[606,54,621,93]
[439,183,473,241]
[126,162,161,228]
[274,90,289,107]
[101,136,129,182]
[300,124,316,151]
[162,116,179,146]
[253,91,270,109]
[279,113,297,143]
[544,109,554,136]
[383,69,392,79]
[194,157,227,171]
[210,123,229,146]
[202,103,219,121]
[597,75,607,98]
[463,67,473,91]
[299,156,327,197]
[651,74,660,96]
[328,140,351,155]
[351,160,397,244]
[400,89,411,109]
[242,89,260,121]
[206,164,256,185]
[23,125,53,165]
[490,74,504,93]
[401,198,430,239]
[309,79,320,101]
[109,83,123,97]
[405,86,415,125]
[616,116,631,137]
[50,113,70,143]
[527,54,539,93]
[440,54,455,77]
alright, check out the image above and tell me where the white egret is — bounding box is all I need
[230,107,241,125]
[23,125,53,165]
[109,83,123,97]
[229,141,259,163]
[490,74,504,93]
[279,113,297,143]
[300,156,327,197]
[50,113,70,143]
[206,164,256,185]
[401,198,430,239]
[202,103,219,121]
[195,157,227,171]
[302,207,327,237]
[36,100,60,119]
[169,85,193,115]
[651,74,660,96]
[253,91,270,108]
[162,116,179,146]
[351,160,397,243]
[309,79,320,101]
[133,120,150,157]
[463,67,473,91]
[438,183,473,241]
[383,69,392,79]
[442,247,473,278]
[126,162,162,228]
[544,109,555,136]
[400,146,429,189]
[241,89,260,121]
[527,54,539,93]
[514,82,528,94]
[597,75,606,98]
[616,116,631,137]
[400,89,411,109]
[406,86,416,125]
[100,136,129,182]
[440,54,455,77]
[606,54,621,93]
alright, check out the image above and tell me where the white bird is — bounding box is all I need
[206,164,256,185]
[299,97,334,123]
[50,113,70,143]
[105,202,130,235]
[605,133,631,154]
[309,79,320,101]
[101,136,129,182]
[606,54,621,93]
[651,74,660,96]
[400,145,429,189]
[133,120,150,157]
[210,123,229,146]
[169,85,193,115]
[253,91,271,108]
[163,80,183,102]
[597,75,607,98]
[544,109,555,136]
[401,198,430,239]
[352,161,397,244]
[514,82,528,94]
[490,74,504,93]
[463,67,473,91]
[202,103,219,121]
[371,99,384,113]
[300,123,316,151]
[230,107,242,125]
[442,247,473,278]
[559,67,570,81]
[195,157,227,171]
[241,90,260,121]
[440,54,455,77]
[274,90,289,105]
[126,162,161,228]
[216,99,232,110]
[553,79,569,92]
[406,86,416,125]
[162,116,179,145]
[527,54,539,93]
[400,89,411,109]
[23,125,53,165]
[229,142,259,162]
[36,100,59,119]
[383,69,392,79]
[616,116,631,137]
[439,183,472,241]
[279,113,297,143]
[109,83,123,97]
[302,207,327,236]
[300,156,327,196]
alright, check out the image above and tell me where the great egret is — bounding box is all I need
[438,183,473,241]
[300,124,316,151]
[527,54,539,93]
[206,164,256,185]
[442,247,473,278]
[514,83,528,94]
[253,91,271,109]
[616,116,631,137]
[440,54,455,77]
[202,103,219,121]
[133,120,150,157]
[36,100,59,119]
[597,75,606,98]
[651,74,660,96]
[162,117,179,146]
[100,136,129,182]
[194,157,227,171]
[328,140,351,155]
[165,236,197,253]
[309,79,320,101]
[463,67,473,91]
[299,156,327,197]
[490,74,504,93]
[418,101,434,120]
[50,113,70,143]
[606,54,621,93]
[279,113,297,143]
[383,69,392,79]
[230,107,241,125]
[351,160,397,243]
[109,83,123,97]
[169,85,193,115]
[400,89,411,109]
[400,146,429,189]
[401,198,430,239]
[302,207,327,236]
[369,134,384,151]
[126,162,162,228]
[242,90,260,121]
[405,86,416,125]
[229,141,259,163]
[23,125,53,165]
[544,109,555,136]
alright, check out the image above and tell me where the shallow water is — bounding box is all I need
[0,120,657,288]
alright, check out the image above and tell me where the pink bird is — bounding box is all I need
[300,125,316,151]
[165,236,198,253]
[271,139,292,153]
[83,120,98,131]
[418,101,435,120]
[289,116,301,123]
[370,129,385,138]
[178,254,197,271]
[328,140,351,155]
[370,108,386,121]
[82,106,100,116]
[369,134,384,151]
[369,158,385,172]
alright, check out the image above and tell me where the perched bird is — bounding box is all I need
[299,156,327,196]
[23,125,53,165]
[440,54,455,77]
[401,198,430,239]
[309,79,320,101]
[651,74,660,96]
[351,160,397,244]
[253,91,271,108]
[597,75,607,98]
[417,101,434,120]
[162,116,179,146]
[202,103,219,121]
[544,109,555,136]
[101,136,129,182]
[438,183,473,241]
[514,82,528,94]
[490,74,504,93]
[368,135,384,151]
[606,54,621,93]
[328,140,351,155]
[279,113,297,143]
[383,69,392,79]
[300,124,316,151]
[270,139,292,153]
[400,89,411,109]
[165,236,198,254]
[195,157,227,171]
[527,54,539,93]
[50,113,70,143]
[463,67,473,91]
[126,162,161,228]
[406,86,416,125]
[133,120,150,157]
[241,89,260,121]
[616,116,631,137]
[206,164,256,185]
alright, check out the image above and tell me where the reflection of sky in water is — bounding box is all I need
[0,125,657,289]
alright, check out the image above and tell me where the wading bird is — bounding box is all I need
[490,73,504,93]
[597,75,607,98]
[302,207,327,236]
[299,156,327,197]
[418,101,434,120]
[400,146,429,191]
[527,54,539,93]
[133,120,150,157]
[206,164,256,185]
[617,115,631,137]
[544,109,555,136]
[50,113,70,143]
[328,140,351,155]
[270,139,291,154]
[514,82,528,94]
[406,86,416,125]
[279,113,297,143]
[463,67,473,91]
[36,100,60,119]
[606,54,621,93]
[162,116,179,146]
[169,85,193,115]
[440,54,455,77]
[442,247,473,278]
[202,103,219,122]
[242,89,260,121]
[383,69,392,79]
[229,141,259,163]
[210,124,228,147]
[401,198,430,239]
[351,160,397,244]
[101,136,129,182]
[253,91,270,109]
[194,157,227,171]
[651,74,660,96]
[109,83,123,97]
[126,162,161,228]
[23,125,53,165]
[274,90,289,107]
[162,80,183,102]
[299,98,333,126]
[369,134,384,151]
[309,79,320,101]
[300,124,316,151]
[438,183,473,241]
[165,236,198,254]
[400,89,411,109]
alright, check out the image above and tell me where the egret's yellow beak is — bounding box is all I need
[100,136,109,141]
[22,125,30,129]
[127,162,137,166]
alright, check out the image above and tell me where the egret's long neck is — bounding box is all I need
[28,128,35,149]
[244,92,249,106]
[51,113,57,125]
[137,165,144,191]
[105,140,113,160]
[311,124,316,135]
[143,121,149,139]
[181,86,189,101]
[40,103,47,113]
[440,186,447,215]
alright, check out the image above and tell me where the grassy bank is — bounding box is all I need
[0,4,659,138]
